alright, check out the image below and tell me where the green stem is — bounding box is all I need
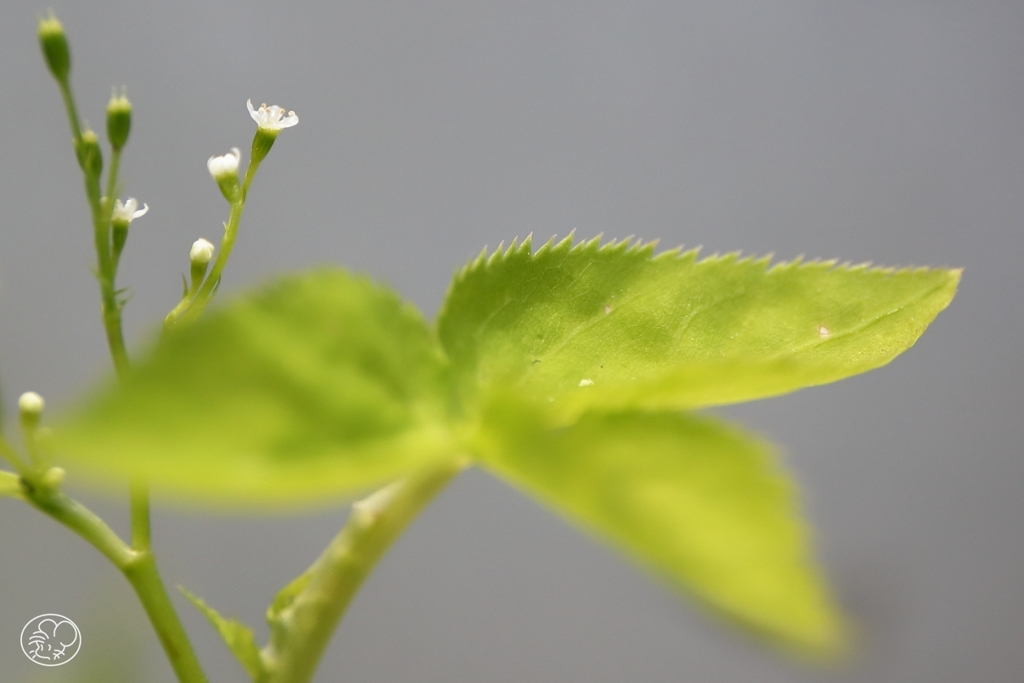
[24,481,135,568]
[49,71,201,682]
[96,154,130,377]
[261,460,467,683]
[105,148,122,210]
[23,480,208,683]
[57,80,82,144]
[124,551,208,683]
[168,157,262,329]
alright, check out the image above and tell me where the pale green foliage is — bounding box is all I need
[477,401,842,652]
[439,234,961,420]
[58,269,456,506]
[54,234,960,653]
[179,587,265,680]
[0,470,23,500]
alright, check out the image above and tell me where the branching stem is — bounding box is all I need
[21,476,207,682]
[46,68,205,683]
[168,155,263,328]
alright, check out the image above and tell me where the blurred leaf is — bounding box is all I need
[476,401,845,654]
[179,586,264,681]
[1,470,23,500]
[56,269,458,507]
[438,235,959,420]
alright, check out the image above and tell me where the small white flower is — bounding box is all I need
[247,99,298,131]
[112,197,149,223]
[189,238,216,265]
[207,147,241,179]
[18,391,45,416]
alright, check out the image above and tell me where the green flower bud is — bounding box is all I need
[77,128,103,177]
[18,391,44,432]
[107,88,132,151]
[38,14,70,82]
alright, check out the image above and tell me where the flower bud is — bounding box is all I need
[190,238,215,266]
[41,466,65,490]
[77,128,103,177]
[207,147,241,201]
[106,88,132,151]
[38,13,70,82]
[190,238,216,288]
[18,391,44,431]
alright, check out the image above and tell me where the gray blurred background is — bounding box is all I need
[1,1,1021,681]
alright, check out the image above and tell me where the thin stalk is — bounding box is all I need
[57,80,82,143]
[106,148,125,271]
[95,157,130,377]
[105,148,122,210]
[124,551,208,683]
[22,479,208,683]
[170,158,262,328]
[24,481,136,568]
[49,71,201,682]
[261,460,467,683]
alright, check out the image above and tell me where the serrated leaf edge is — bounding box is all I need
[441,234,962,319]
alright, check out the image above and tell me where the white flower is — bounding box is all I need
[247,99,298,131]
[189,238,216,265]
[112,197,149,223]
[207,147,241,179]
[18,391,45,416]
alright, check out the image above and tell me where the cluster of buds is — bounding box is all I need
[39,9,301,324]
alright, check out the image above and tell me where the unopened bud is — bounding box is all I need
[38,13,70,82]
[18,391,44,418]
[190,238,215,266]
[106,88,132,151]
[18,391,44,431]
[207,147,241,201]
[41,466,66,490]
[77,128,103,177]
[189,238,216,287]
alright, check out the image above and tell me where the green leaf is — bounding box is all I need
[438,234,960,420]
[0,470,24,500]
[475,401,845,654]
[179,586,265,681]
[56,269,457,507]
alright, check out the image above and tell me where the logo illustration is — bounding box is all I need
[20,614,81,666]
